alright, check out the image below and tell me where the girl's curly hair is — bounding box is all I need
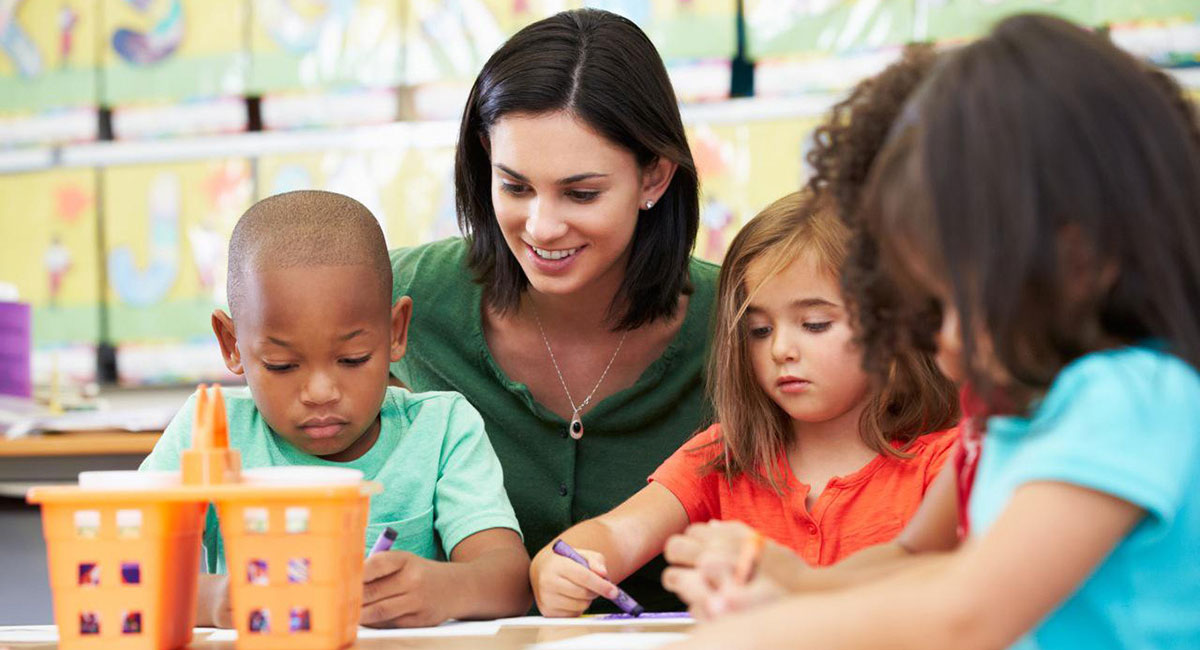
[803,44,945,377]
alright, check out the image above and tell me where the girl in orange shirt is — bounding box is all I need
[529,189,959,616]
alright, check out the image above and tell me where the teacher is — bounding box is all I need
[389,8,718,611]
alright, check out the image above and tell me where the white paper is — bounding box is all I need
[0,625,58,642]
[204,619,501,642]
[498,614,694,627]
[529,632,690,650]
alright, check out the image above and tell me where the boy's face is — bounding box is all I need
[212,264,410,462]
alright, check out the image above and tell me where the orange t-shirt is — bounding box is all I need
[649,423,958,566]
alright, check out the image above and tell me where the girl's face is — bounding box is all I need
[487,111,667,300]
[744,253,872,425]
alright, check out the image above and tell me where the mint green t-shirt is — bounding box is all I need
[140,386,521,574]
[389,237,719,612]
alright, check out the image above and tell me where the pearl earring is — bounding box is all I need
[644,200,654,210]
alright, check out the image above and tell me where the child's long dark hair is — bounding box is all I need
[855,14,1200,411]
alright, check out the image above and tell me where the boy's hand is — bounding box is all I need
[361,550,453,628]
[530,545,620,617]
[197,573,233,628]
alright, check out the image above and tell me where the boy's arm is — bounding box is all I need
[531,483,690,617]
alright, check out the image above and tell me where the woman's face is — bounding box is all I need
[487,111,665,300]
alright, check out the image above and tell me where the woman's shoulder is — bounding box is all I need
[688,256,720,295]
[391,237,475,299]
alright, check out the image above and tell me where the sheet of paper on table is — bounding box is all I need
[204,619,501,642]
[497,613,693,627]
[529,632,691,650]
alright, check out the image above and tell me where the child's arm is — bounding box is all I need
[195,573,232,628]
[665,481,1143,650]
[664,460,961,616]
[360,527,530,627]
[531,482,690,617]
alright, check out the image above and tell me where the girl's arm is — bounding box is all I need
[667,481,1144,649]
[531,482,690,617]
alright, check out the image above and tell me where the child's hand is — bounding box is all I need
[662,564,786,620]
[530,545,620,617]
[197,573,233,628]
[361,550,453,628]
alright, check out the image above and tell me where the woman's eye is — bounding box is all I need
[566,190,600,202]
[340,355,371,367]
[500,182,530,196]
[803,321,833,333]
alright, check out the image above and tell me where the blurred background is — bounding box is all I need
[0,0,1197,624]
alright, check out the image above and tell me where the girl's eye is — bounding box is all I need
[749,326,772,339]
[340,355,371,367]
[566,189,600,202]
[263,362,296,372]
[500,181,530,196]
[803,322,833,333]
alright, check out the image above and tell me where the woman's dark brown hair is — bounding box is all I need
[856,13,1200,411]
[707,191,959,492]
[455,8,699,330]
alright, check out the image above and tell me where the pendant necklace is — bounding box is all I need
[531,303,628,440]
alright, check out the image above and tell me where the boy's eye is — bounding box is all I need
[749,325,772,339]
[566,189,600,203]
[803,321,833,333]
[500,181,530,197]
[340,355,372,367]
[263,361,296,372]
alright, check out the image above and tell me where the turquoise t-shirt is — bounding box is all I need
[970,345,1200,650]
[140,386,521,573]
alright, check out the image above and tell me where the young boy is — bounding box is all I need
[140,190,531,628]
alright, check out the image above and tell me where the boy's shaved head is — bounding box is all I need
[227,190,391,319]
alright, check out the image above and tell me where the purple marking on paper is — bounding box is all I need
[598,612,692,620]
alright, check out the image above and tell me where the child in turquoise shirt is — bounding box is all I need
[140,190,530,628]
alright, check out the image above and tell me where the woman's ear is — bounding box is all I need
[640,156,678,207]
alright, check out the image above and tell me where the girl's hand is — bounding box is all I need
[361,550,454,628]
[662,564,787,620]
[530,545,620,617]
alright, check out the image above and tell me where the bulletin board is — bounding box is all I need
[0,0,99,114]
[745,0,914,59]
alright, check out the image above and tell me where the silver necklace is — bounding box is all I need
[531,303,628,440]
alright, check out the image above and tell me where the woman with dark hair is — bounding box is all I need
[389,8,717,611]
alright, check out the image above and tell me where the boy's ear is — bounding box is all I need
[389,296,413,363]
[211,309,245,375]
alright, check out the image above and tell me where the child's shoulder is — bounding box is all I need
[907,425,960,456]
[1045,344,1200,417]
[382,386,480,436]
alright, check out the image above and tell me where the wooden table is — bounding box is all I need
[0,430,161,458]
[0,622,694,649]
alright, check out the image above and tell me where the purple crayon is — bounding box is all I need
[552,539,644,617]
[369,526,398,556]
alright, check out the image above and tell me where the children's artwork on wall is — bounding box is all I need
[102,159,251,384]
[405,0,572,85]
[101,0,247,105]
[745,0,914,60]
[390,145,459,248]
[0,169,100,384]
[585,0,736,62]
[257,148,411,245]
[687,117,820,262]
[248,0,404,94]
[915,0,1094,42]
[0,0,98,115]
